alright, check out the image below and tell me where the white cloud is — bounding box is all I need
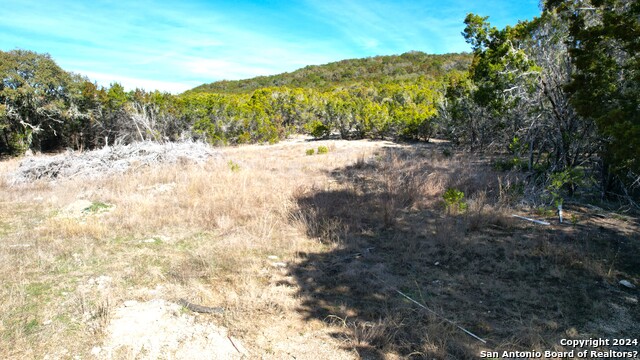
[79,71,197,94]
[184,59,275,80]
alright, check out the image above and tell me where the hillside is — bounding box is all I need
[187,51,471,94]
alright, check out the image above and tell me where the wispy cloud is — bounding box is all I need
[79,71,197,94]
[301,0,540,55]
[0,0,541,93]
[301,0,464,54]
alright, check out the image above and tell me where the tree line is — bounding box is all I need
[441,0,638,200]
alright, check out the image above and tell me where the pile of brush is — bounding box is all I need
[9,141,217,184]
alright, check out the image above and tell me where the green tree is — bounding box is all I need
[65,74,103,150]
[462,12,599,175]
[546,0,640,193]
[0,50,71,154]
[461,14,542,154]
[95,82,131,146]
[438,72,486,148]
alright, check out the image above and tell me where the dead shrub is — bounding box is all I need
[290,187,356,244]
[326,315,400,351]
[466,191,489,232]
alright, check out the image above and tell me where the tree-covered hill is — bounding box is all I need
[187,51,471,94]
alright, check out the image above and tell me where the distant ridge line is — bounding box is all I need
[186,51,471,94]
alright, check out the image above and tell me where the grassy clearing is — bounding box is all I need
[0,138,638,359]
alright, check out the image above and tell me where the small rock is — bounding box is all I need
[434,261,440,266]
[619,280,636,289]
[267,255,279,260]
[624,296,638,305]
[43,319,52,325]
[270,262,287,268]
[141,239,157,243]
[91,347,101,355]
[93,275,112,290]
[8,244,32,249]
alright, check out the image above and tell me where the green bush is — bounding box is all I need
[83,201,111,213]
[306,149,315,156]
[443,188,467,213]
[546,167,587,205]
[236,132,251,144]
[306,120,331,139]
[317,145,329,154]
[494,157,523,171]
[228,160,240,172]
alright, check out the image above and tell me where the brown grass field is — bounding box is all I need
[0,138,638,359]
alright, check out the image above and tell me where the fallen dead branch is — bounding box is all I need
[177,299,224,314]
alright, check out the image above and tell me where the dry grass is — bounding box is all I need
[1,138,638,359]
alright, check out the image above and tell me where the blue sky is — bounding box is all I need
[1,0,541,93]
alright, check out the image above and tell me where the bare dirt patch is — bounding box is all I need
[97,299,246,359]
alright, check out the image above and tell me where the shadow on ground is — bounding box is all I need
[284,146,640,359]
